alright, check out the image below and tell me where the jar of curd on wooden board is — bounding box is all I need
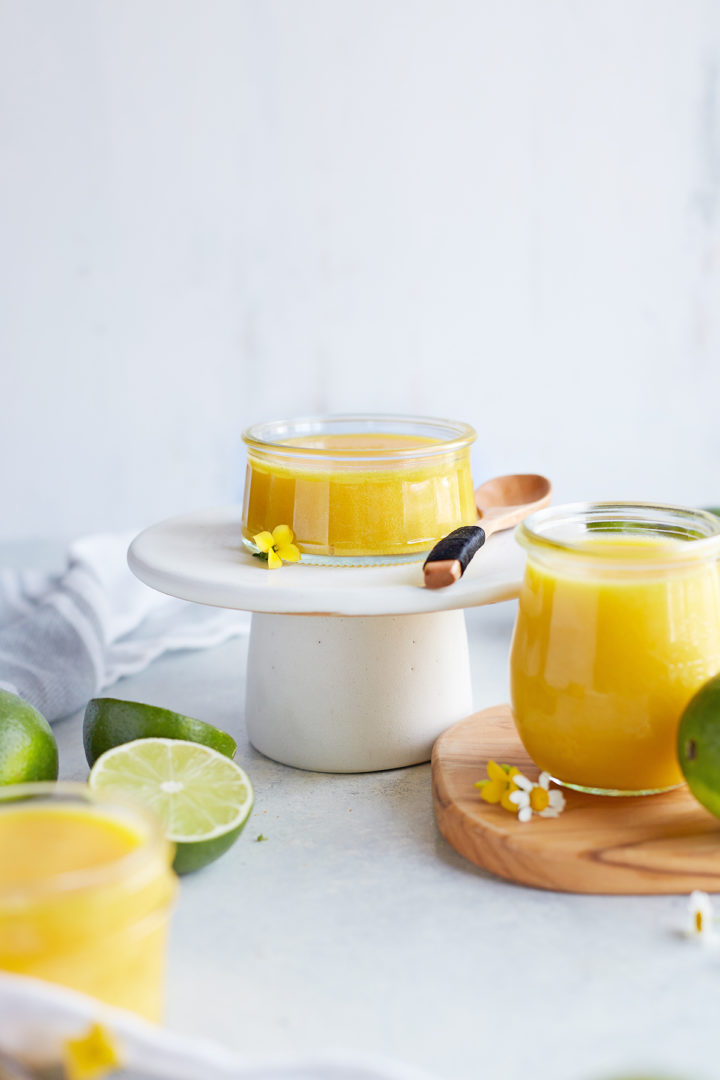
[0,784,177,1021]
[241,414,478,564]
[510,503,720,795]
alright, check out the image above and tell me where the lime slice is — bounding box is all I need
[88,738,253,874]
[678,673,720,818]
[0,689,58,785]
[83,698,236,767]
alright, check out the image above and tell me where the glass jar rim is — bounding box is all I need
[0,782,172,907]
[516,501,720,568]
[242,413,477,463]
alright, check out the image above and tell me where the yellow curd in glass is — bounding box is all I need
[0,796,176,1021]
[242,432,477,558]
[511,533,720,793]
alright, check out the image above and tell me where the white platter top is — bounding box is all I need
[128,507,525,616]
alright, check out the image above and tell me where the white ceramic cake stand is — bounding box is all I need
[128,508,524,773]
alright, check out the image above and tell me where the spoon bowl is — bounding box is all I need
[475,473,552,535]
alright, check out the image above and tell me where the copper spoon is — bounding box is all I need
[423,473,552,588]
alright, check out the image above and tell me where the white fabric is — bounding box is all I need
[0,974,435,1080]
[0,534,249,721]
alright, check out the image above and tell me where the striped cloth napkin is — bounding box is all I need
[0,534,249,722]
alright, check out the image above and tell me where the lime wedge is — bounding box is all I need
[88,738,253,874]
[83,698,236,766]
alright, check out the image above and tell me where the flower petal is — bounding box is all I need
[253,531,275,553]
[509,790,529,807]
[487,760,506,782]
[518,806,533,823]
[267,548,283,569]
[501,788,519,813]
[538,772,552,789]
[277,543,301,563]
[513,773,533,792]
[272,524,294,548]
[548,790,566,812]
[480,780,504,804]
[690,890,712,910]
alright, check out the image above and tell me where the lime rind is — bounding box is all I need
[83,698,237,767]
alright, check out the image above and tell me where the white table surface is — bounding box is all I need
[5,540,716,1080]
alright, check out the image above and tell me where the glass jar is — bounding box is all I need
[510,502,720,795]
[241,414,477,565]
[0,783,177,1021]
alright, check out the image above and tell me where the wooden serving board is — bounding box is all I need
[432,704,720,894]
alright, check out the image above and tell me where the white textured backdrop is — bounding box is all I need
[2,0,720,540]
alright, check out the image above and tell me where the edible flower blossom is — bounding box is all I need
[474,760,522,812]
[253,525,301,569]
[509,771,566,822]
[686,890,718,944]
[63,1023,122,1080]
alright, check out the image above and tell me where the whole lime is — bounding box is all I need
[677,673,720,816]
[83,697,237,767]
[0,689,58,784]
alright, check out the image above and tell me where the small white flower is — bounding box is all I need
[508,771,566,823]
[508,786,532,823]
[686,891,718,943]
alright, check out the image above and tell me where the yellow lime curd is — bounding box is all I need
[241,417,478,561]
[0,787,176,1021]
[510,506,720,794]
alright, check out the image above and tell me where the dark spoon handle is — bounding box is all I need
[423,525,486,589]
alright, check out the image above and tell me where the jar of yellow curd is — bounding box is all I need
[241,414,478,564]
[0,783,177,1021]
[510,502,720,795]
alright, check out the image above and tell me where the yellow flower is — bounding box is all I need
[63,1023,122,1080]
[253,525,301,569]
[475,760,521,812]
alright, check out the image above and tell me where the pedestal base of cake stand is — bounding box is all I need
[245,610,472,772]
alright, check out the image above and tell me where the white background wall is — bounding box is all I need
[2,0,720,541]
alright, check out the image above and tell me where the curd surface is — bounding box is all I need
[511,532,720,793]
[242,431,477,559]
[0,796,176,1020]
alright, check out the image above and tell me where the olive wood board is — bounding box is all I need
[432,704,720,895]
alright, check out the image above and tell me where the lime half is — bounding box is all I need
[88,738,254,874]
[83,698,237,767]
